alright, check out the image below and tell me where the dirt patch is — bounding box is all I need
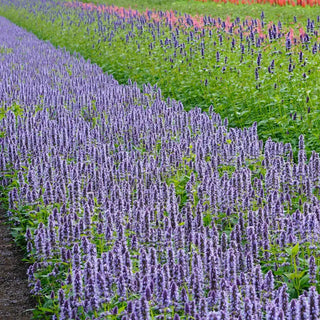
[0,209,35,320]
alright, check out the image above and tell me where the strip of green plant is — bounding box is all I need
[1,1,320,157]
[72,0,319,24]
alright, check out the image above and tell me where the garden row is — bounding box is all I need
[1,0,320,154]
[194,0,320,7]
[75,0,320,17]
[1,15,320,320]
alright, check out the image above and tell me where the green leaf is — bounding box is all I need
[297,270,307,279]
[284,272,296,280]
[299,274,310,287]
[291,242,299,257]
[38,307,55,313]
[118,305,126,314]
[284,247,292,255]
[284,270,306,281]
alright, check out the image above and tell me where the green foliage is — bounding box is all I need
[261,240,320,299]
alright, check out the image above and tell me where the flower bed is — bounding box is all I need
[1,16,320,320]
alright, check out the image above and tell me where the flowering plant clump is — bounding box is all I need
[1,16,320,320]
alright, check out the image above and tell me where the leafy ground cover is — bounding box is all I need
[0,0,320,155]
[1,14,320,320]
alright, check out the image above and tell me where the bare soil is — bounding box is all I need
[0,209,35,320]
